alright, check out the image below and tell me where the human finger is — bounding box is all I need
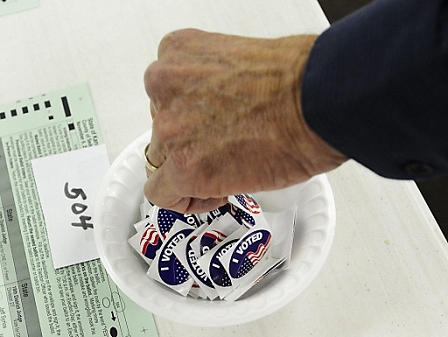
[144,187,227,214]
[143,160,186,210]
[143,157,227,213]
[184,197,228,214]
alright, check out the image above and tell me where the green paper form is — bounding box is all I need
[0,0,39,16]
[0,84,158,337]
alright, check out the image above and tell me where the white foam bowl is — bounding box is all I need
[94,131,336,327]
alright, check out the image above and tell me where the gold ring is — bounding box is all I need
[150,101,157,112]
[144,142,159,173]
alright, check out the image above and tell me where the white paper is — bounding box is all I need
[31,145,110,269]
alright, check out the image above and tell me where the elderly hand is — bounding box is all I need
[143,29,346,213]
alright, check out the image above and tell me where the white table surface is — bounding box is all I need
[1,1,447,336]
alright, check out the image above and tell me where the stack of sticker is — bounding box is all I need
[128,194,294,301]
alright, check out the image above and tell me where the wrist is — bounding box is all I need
[290,35,348,177]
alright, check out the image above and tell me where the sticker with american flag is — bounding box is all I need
[153,206,202,240]
[139,223,162,260]
[157,227,194,285]
[196,227,247,299]
[199,229,226,252]
[206,201,256,229]
[147,220,195,296]
[172,225,220,300]
[206,203,232,223]
[218,217,273,290]
[208,239,237,288]
[229,194,262,215]
[127,228,155,265]
[190,213,242,257]
[229,203,256,228]
[223,257,284,302]
[227,229,272,279]
[186,236,215,288]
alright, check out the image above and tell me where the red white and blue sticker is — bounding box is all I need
[227,229,272,279]
[206,203,232,223]
[154,207,202,239]
[223,257,283,302]
[185,236,214,289]
[190,213,241,257]
[196,227,247,299]
[229,203,256,228]
[230,194,261,215]
[148,220,195,296]
[208,239,239,288]
[157,227,194,286]
[197,229,227,255]
[140,223,162,260]
[172,225,220,300]
[205,202,256,228]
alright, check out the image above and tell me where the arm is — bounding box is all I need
[143,0,448,212]
[302,0,448,179]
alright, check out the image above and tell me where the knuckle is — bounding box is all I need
[158,28,202,57]
[143,62,171,100]
[143,61,160,96]
[158,30,182,57]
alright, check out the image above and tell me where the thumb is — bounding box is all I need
[143,161,187,211]
[144,160,227,213]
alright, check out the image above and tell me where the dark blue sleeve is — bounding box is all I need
[302,0,448,180]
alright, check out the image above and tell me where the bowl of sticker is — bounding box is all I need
[94,131,336,327]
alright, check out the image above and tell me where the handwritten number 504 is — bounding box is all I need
[64,182,93,230]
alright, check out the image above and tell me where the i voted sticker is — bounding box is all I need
[230,204,256,228]
[232,194,261,215]
[157,227,194,286]
[185,236,214,289]
[228,229,272,278]
[208,239,239,287]
[140,223,162,260]
[198,229,226,255]
[172,225,220,300]
[206,203,231,223]
[207,202,256,229]
[154,207,202,239]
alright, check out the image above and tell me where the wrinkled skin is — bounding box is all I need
[143,29,347,213]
